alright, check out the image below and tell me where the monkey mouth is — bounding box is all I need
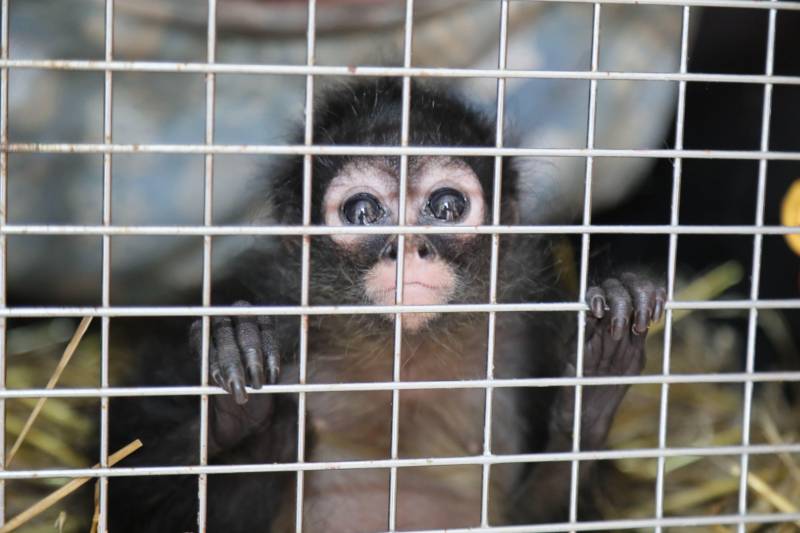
[368,284,451,336]
[378,281,443,294]
[373,281,450,307]
[363,260,456,330]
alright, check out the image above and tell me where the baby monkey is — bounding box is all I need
[107,79,665,532]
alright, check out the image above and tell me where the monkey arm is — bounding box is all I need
[506,437,599,524]
[510,273,665,524]
[563,272,666,449]
[107,265,300,532]
[108,367,297,533]
[108,398,297,533]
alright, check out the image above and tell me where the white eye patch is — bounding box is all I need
[322,162,397,248]
[413,159,485,228]
[321,157,485,249]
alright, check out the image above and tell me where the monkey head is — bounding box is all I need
[321,155,492,331]
[269,79,519,333]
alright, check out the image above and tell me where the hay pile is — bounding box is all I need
[5,262,799,532]
[6,318,100,532]
[602,263,800,532]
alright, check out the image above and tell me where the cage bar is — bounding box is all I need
[1,298,800,320]
[479,0,511,526]
[3,223,800,237]
[3,0,800,531]
[2,440,800,479]
[386,0,415,529]
[294,2,318,530]
[737,2,778,531]
[97,1,115,531]
[3,60,800,86]
[568,0,602,524]
[7,143,800,161]
[653,5,691,531]
[2,370,800,400]
[196,0,219,530]
[0,0,8,525]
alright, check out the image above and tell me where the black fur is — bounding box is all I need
[105,79,658,532]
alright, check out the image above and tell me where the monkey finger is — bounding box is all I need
[192,320,229,388]
[257,315,281,385]
[213,316,249,405]
[209,344,224,387]
[653,286,667,323]
[620,272,655,335]
[600,278,632,341]
[233,315,266,389]
[209,349,238,400]
[585,286,608,319]
[584,314,600,342]
[189,319,203,355]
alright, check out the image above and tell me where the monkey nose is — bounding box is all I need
[380,239,398,260]
[416,239,432,259]
[380,237,435,261]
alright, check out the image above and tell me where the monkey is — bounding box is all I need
[105,78,666,532]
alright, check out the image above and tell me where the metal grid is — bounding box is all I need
[2,0,800,532]
[0,0,7,525]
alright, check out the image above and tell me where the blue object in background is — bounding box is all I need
[5,0,683,303]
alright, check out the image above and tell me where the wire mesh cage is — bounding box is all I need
[2,0,800,532]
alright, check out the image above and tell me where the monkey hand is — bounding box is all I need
[189,301,281,406]
[553,273,666,449]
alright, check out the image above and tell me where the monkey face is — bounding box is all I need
[320,156,490,332]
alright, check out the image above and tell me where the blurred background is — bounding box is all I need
[8,0,684,304]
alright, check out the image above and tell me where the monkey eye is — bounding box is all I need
[341,193,385,225]
[427,188,468,222]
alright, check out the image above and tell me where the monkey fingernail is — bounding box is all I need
[230,380,248,405]
[211,368,224,388]
[248,367,265,389]
[590,296,605,318]
[265,352,280,384]
[610,318,626,341]
[653,300,664,322]
[634,311,649,333]
[242,348,265,388]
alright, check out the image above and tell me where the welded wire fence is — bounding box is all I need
[2,1,800,532]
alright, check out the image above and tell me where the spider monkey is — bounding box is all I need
[106,78,665,532]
